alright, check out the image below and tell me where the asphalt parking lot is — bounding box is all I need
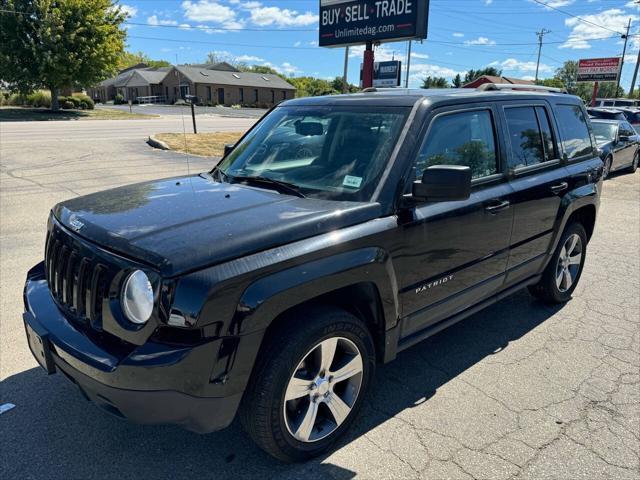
[1,117,639,479]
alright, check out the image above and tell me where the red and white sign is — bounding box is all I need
[577,57,622,83]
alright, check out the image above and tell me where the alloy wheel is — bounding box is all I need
[283,337,364,443]
[555,233,583,293]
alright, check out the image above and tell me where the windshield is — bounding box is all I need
[216,106,409,201]
[591,123,617,143]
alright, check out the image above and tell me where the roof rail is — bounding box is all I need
[477,83,567,94]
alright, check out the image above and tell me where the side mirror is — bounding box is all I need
[412,165,472,202]
[223,143,235,158]
[619,135,630,143]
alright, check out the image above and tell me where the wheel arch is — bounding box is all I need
[233,247,400,363]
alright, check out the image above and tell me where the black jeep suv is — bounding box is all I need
[24,87,602,462]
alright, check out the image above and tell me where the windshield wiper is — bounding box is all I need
[229,175,306,198]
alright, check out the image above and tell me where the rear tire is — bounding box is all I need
[528,222,587,304]
[239,306,375,462]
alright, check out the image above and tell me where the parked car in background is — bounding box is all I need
[593,98,640,108]
[587,107,627,122]
[591,119,640,179]
[617,108,640,132]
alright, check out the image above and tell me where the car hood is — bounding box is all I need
[53,174,383,277]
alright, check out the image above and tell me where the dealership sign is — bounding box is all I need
[319,0,429,47]
[577,57,622,83]
[360,60,402,87]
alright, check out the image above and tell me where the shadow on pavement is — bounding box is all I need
[1,291,562,479]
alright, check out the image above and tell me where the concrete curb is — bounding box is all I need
[147,135,170,151]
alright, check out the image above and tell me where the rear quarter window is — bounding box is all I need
[555,105,593,160]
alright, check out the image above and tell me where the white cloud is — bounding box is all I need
[530,0,575,8]
[248,5,318,26]
[181,1,243,28]
[409,63,465,86]
[293,41,302,47]
[490,58,553,73]
[349,45,398,62]
[484,0,493,5]
[235,54,266,63]
[560,9,638,49]
[521,75,536,81]
[452,32,464,38]
[119,4,138,17]
[147,15,178,26]
[464,37,496,46]
[411,52,429,59]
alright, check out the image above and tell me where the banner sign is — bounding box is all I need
[319,0,429,47]
[360,60,402,87]
[577,57,622,83]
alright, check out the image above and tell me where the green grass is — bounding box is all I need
[0,107,158,122]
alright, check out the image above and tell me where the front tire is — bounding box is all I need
[239,306,375,462]
[528,222,587,304]
[626,151,639,174]
[603,156,612,179]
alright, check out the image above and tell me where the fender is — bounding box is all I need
[233,247,400,336]
[543,180,600,271]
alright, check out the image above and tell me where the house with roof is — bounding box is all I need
[161,65,297,106]
[463,75,535,89]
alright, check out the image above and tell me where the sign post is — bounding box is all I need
[319,0,430,90]
[591,81,599,107]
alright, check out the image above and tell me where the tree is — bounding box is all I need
[421,76,449,89]
[330,76,358,93]
[0,0,127,110]
[118,51,171,70]
[463,67,502,85]
[452,74,463,88]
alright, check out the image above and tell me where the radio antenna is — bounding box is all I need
[175,54,192,179]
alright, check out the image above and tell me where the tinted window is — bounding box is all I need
[556,105,593,159]
[620,122,635,137]
[537,107,556,161]
[505,106,556,169]
[415,110,498,180]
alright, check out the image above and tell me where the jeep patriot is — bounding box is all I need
[23,87,602,461]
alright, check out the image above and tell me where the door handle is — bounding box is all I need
[485,200,510,214]
[550,182,568,194]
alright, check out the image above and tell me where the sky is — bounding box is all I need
[118,0,640,91]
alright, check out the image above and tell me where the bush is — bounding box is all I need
[6,93,27,106]
[114,94,125,105]
[72,93,95,110]
[61,100,75,110]
[26,91,51,108]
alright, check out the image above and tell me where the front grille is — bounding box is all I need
[45,228,109,329]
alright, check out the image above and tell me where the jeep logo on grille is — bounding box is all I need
[69,219,84,232]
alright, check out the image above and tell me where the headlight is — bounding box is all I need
[121,270,154,324]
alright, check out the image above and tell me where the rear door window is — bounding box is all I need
[555,105,593,160]
[415,109,498,180]
[504,106,557,169]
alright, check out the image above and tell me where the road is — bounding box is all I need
[1,117,639,479]
[97,103,268,119]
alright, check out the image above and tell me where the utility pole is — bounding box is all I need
[535,29,551,83]
[405,40,412,88]
[629,47,640,97]
[342,46,349,93]
[616,18,632,98]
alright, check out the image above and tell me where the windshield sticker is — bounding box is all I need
[343,176,363,188]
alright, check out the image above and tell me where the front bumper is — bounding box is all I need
[23,263,242,433]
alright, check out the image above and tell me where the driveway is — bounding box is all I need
[1,118,638,479]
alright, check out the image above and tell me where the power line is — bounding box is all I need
[530,0,627,35]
